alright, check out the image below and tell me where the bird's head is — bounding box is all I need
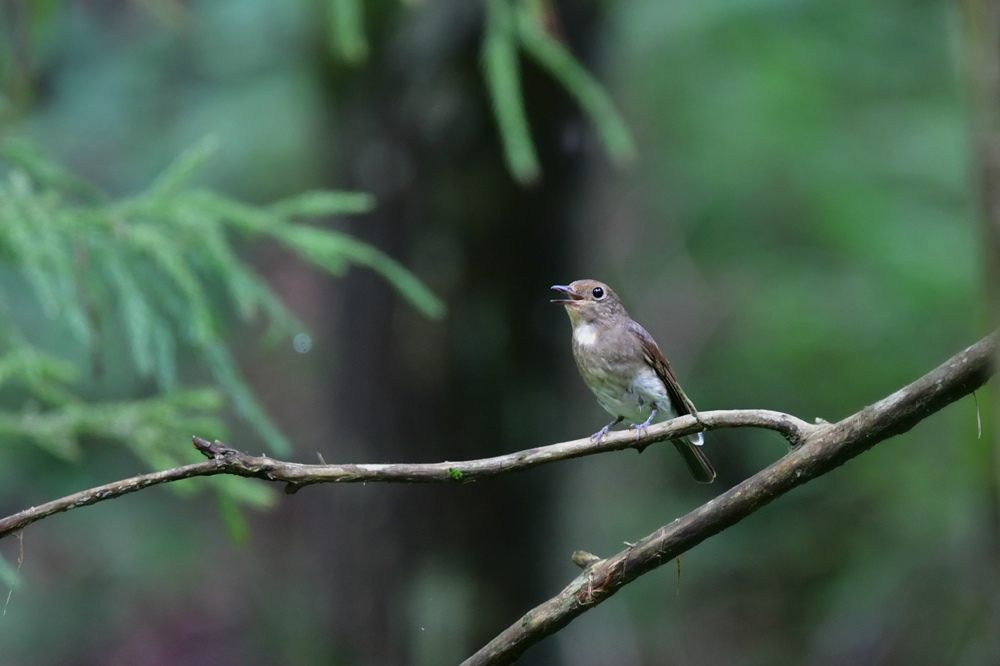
[550,279,626,326]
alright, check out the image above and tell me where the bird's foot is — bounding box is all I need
[628,410,658,452]
[590,425,612,443]
[629,424,650,453]
[590,416,624,443]
[628,422,650,442]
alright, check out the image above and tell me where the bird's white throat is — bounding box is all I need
[574,323,598,347]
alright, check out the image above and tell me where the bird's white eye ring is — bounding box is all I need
[592,287,604,299]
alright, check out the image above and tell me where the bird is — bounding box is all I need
[551,279,715,483]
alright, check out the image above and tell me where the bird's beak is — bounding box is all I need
[550,285,582,304]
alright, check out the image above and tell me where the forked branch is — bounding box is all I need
[461,332,996,665]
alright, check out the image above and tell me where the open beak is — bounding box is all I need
[550,285,583,304]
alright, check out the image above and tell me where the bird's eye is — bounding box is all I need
[592,287,605,299]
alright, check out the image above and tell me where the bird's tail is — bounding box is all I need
[671,436,715,483]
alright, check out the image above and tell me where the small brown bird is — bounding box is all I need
[552,279,715,483]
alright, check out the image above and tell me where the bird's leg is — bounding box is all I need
[591,416,624,443]
[629,408,659,451]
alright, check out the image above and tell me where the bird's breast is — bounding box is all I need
[569,325,676,422]
[573,323,598,347]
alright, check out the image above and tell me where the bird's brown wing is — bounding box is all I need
[629,320,713,483]
[627,320,699,417]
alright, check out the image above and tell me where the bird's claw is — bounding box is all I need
[591,417,624,443]
[590,425,612,443]
[628,422,651,453]
[628,422,649,441]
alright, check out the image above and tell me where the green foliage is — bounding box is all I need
[513,3,636,166]
[0,137,444,501]
[483,0,541,184]
[0,387,225,464]
[328,0,369,64]
[320,0,635,185]
[1,138,105,203]
[189,186,444,319]
[479,0,637,184]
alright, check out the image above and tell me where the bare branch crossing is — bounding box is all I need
[0,332,992,666]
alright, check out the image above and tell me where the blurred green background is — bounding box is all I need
[0,1,996,665]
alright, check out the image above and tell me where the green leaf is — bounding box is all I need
[196,222,305,337]
[328,0,369,64]
[203,341,292,455]
[483,0,541,184]
[0,139,105,203]
[0,177,93,348]
[0,344,79,405]
[268,190,375,218]
[0,140,444,499]
[186,188,444,318]
[104,253,156,376]
[146,135,220,201]
[163,386,226,411]
[186,189,275,234]
[276,225,446,320]
[514,4,637,165]
[150,316,179,389]
[0,410,82,460]
[0,347,77,389]
[128,223,216,344]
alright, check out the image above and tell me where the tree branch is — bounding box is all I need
[0,407,807,540]
[0,460,226,539]
[460,332,996,666]
[0,333,992,666]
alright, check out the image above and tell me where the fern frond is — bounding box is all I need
[268,190,375,218]
[514,4,637,164]
[202,340,291,455]
[482,0,540,184]
[0,139,443,480]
